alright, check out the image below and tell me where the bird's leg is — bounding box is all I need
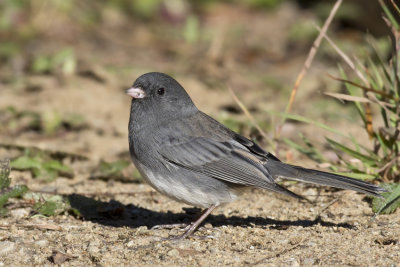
[169,204,217,240]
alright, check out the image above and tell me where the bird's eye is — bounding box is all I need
[157,88,165,95]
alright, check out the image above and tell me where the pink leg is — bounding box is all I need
[168,204,218,240]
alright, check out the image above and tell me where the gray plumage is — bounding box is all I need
[127,72,385,239]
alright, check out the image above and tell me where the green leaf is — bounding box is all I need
[283,137,331,167]
[367,36,396,97]
[33,196,67,217]
[33,201,59,216]
[299,133,329,163]
[332,172,376,180]
[91,160,130,180]
[183,15,199,44]
[366,56,383,91]
[376,130,389,157]
[10,155,42,170]
[379,0,399,30]
[43,160,73,176]
[274,112,347,137]
[33,168,58,182]
[42,111,62,135]
[0,185,28,208]
[326,138,379,167]
[32,55,52,73]
[10,152,73,181]
[349,135,361,153]
[132,0,161,18]
[338,65,367,123]
[372,183,400,214]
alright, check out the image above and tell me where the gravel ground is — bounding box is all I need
[1,176,399,266]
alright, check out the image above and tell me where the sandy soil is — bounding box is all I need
[1,175,399,266]
[0,2,399,266]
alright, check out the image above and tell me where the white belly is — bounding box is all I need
[134,161,240,208]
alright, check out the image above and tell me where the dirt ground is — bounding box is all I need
[0,2,399,266]
[2,178,400,266]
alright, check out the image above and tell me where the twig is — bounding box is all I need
[276,0,343,138]
[390,0,400,16]
[316,198,339,218]
[326,74,398,100]
[315,25,369,85]
[250,239,303,266]
[50,250,75,265]
[376,156,399,174]
[228,86,274,148]
[0,223,63,231]
[317,25,376,138]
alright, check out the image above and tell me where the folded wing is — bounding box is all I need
[158,136,304,199]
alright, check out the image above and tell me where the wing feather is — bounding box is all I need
[159,137,274,187]
[159,135,304,199]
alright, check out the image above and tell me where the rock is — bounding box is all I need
[87,244,100,254]
[35,239,49,247]
[303,258,315,265]
[126,240,135,247]
[290,259,300,267]
[64,233,73,242]
[0,241,15,256]
[10,209,29,219]
[167,249,179,257]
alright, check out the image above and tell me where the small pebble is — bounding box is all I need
[35,240,49,247]
[290,259,300,267]
[303,258,315,265]
[167,249,179,257]
[10,209,29,219]
[87,244,100,254]
[0,241,15,256]
[126,240,135,247]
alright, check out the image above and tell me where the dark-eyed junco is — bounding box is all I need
[126,72,385,239]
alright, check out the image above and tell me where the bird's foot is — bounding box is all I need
[154,205,218,240]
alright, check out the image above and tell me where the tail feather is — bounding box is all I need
[265,161,386,197]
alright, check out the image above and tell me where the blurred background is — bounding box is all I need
[0,0,395,166]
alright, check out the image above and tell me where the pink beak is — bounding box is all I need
[126,87,146,99]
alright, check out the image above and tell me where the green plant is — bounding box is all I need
[90,160,130,181]
[0,106,86,135]
[0,159,28,216]
[283,1,400,214]
[31,48,76,75]
[10,150,73,181]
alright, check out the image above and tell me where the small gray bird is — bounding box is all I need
[127,72,385,239]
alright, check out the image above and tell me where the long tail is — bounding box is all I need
[265,160,386,197]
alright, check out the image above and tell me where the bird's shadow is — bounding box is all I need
[67,194,355,231]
